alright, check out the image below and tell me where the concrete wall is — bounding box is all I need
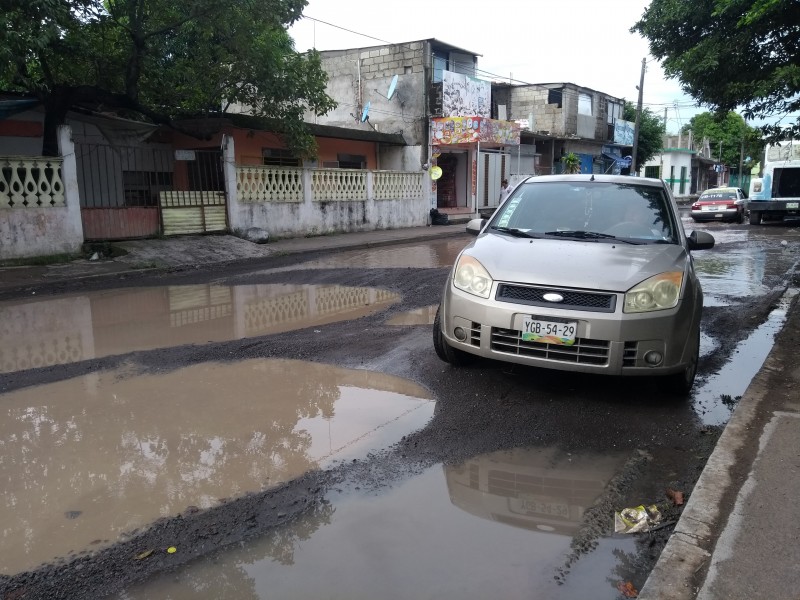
[0,126,84,260]
[223,135,428,239]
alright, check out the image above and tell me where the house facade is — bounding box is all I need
[1,102,426,260]
[312,39,520,219]
[639,134,720,198]
[503,82,629,177]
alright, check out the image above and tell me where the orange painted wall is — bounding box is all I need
[164,127,378,168]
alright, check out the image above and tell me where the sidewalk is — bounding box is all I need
[1,225,799,599]
[0,224,468,294]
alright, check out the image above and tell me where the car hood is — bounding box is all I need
[463,233,690,292]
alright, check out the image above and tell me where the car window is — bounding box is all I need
[491,181,677,242]
[700,190,737,201]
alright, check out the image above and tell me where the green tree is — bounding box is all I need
[632,0,800,141]
[561,152,581,174]
[624,101,666,167]
[680,111,764,174]
[0,0,336,156]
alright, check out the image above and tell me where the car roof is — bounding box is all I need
[701,187,737,193]
[520,174,665,188]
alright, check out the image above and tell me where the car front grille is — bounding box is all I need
[467,322,481,347]
[496,284,616,313]
[491,328,610,365]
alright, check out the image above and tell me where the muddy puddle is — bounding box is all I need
[694,247,769,301]
[693,289,797,425]
[385,304,439,326]
[0,359,433,574]
[118,447,639,600]
[256,238,469,272]
[0,283,398,374]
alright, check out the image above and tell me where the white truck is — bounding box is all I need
[747,140,800,224]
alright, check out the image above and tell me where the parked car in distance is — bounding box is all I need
[690,187,747,223]
[434,174,715,395]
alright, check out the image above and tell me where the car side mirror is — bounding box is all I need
[688,230,715,251]
[466,218,486,236]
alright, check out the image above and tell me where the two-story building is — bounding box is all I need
[311,39,520,220]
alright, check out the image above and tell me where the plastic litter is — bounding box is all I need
[614,504,662,533]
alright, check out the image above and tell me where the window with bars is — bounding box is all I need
[262,148,301,167]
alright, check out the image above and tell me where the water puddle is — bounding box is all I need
[258,238,468,272]
[0,359,433,574]
[694,247,769,299]
[693,289,797,425]
[385,305,439,326]
[118,447,637,600]
[0,284,399,374]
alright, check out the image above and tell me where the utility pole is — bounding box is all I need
[631,58,646,175]
[738,138,745,188]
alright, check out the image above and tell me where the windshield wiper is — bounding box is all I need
[490,226,539,238]
[544,230,640,244]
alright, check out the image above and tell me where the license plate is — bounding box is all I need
[521,318,576,345]
[701,205,721,211]
[787,202,799,209]
[520,495,571,518]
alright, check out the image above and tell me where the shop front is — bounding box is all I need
[430,116,520,217]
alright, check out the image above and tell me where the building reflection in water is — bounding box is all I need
[0,283,399,374]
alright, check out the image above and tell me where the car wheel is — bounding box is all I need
[433,306,470,366]
[665,328,700,396]
[749,211,762,225]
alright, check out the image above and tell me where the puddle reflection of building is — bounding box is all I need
[0,284,399,374]
[445,447,625,536]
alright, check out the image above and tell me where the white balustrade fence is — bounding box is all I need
[237,165,303,203]
[234,165,423,203]
[0,156,65,209]
[373,171,424,200]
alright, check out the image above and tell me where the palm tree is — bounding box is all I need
[561,152,581,174]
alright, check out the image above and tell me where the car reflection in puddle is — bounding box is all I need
[118,447,641,600]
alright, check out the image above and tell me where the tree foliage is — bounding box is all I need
[680,111,764,172]
[632,0,800,141]
[624,101,666,167]
[0,0,336,156]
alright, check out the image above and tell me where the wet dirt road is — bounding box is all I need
[1,221,799,599]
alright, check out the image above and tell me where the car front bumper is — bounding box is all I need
[440,282,700,376]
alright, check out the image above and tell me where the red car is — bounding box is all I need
[690,187,747,223]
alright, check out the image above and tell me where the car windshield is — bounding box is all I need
[488,181,678,243]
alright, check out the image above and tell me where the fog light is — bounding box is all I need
[453,327,467,341]
[644,351,663,366]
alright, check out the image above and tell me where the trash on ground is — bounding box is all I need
[134,549,154,560]
[166,546,177,554]
[617,580,639,598]
[666,488,685,506]
[614,504,662,534]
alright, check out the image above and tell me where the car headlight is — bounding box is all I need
[624,272,683,313]
[453,254,493,299]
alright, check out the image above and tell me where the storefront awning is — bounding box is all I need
[430,116,520,146]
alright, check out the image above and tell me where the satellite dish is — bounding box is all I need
[387,75,398,100]
[360,101,371,123]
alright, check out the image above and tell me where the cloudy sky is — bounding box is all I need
[288,0,705,134]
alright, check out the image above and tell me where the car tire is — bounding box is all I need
[749,211,762,225]
[665,328,700,396]
[433,306,470,366]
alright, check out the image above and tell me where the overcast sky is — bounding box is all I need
[288,0,705,134]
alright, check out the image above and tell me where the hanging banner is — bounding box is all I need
[430,117,520,146]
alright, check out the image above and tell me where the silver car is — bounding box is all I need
[433,174,715,394]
